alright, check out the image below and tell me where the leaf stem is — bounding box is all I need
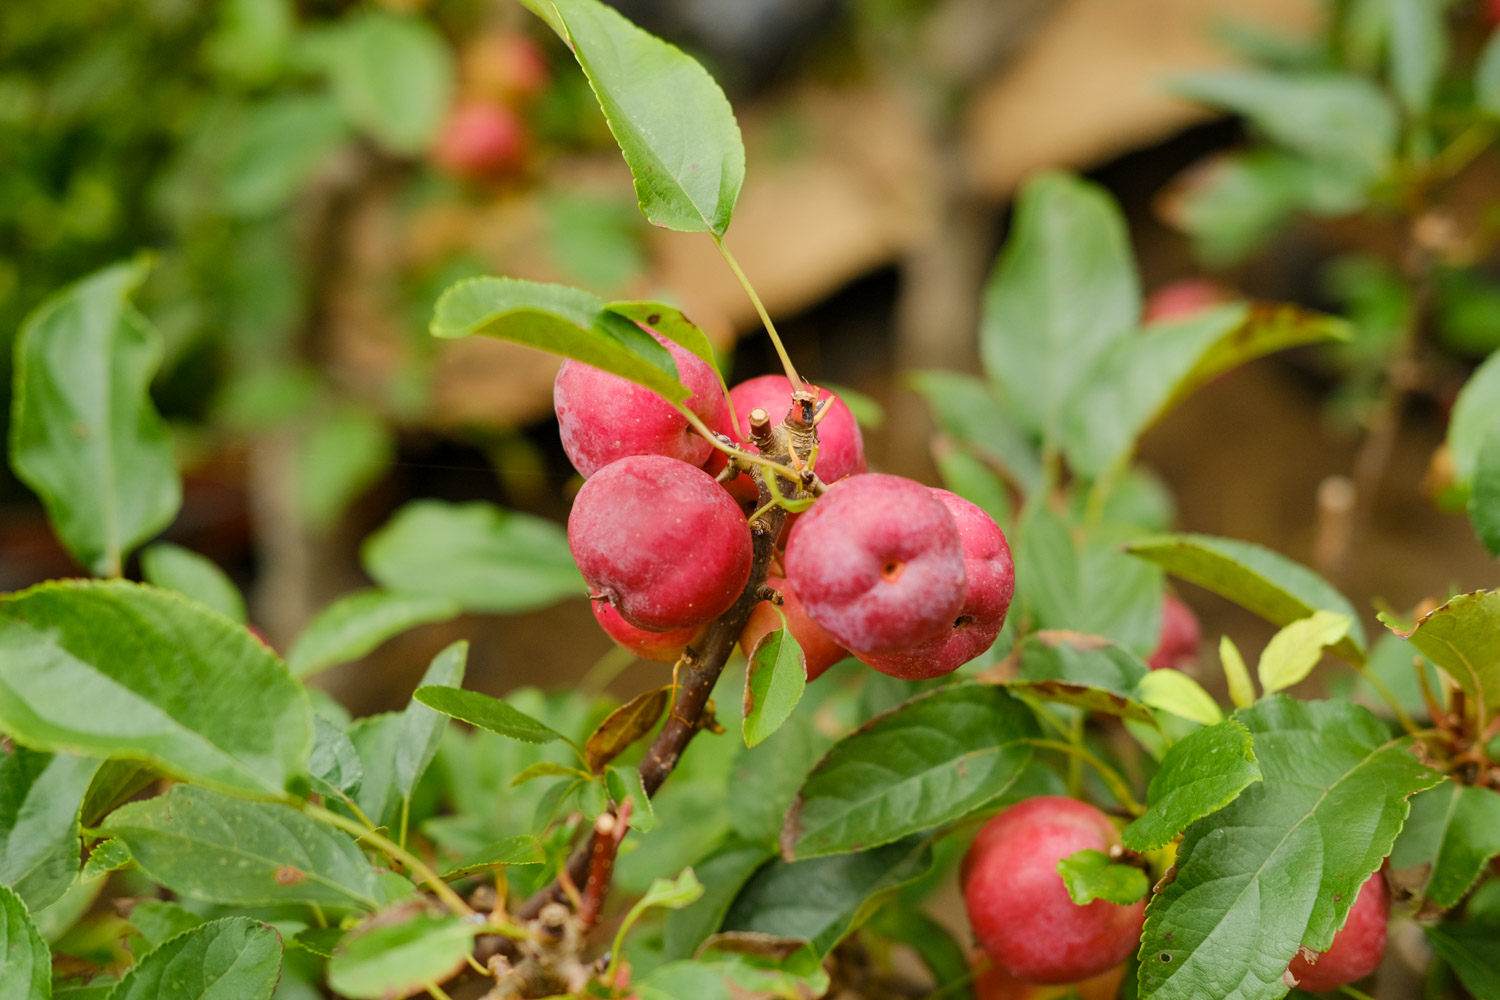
[1337,985,1377,1000]
[1023,738,1144,815]
[712,235,802,393]
[301,801,474,918]
[1356,663,1422,737]
[679,406,805,482]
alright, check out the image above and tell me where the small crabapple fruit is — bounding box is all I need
[591,601,699,662]
[739,575,848,681]
[1146,592,1201,671]
[858,488,1014,679]
[727,375,866,485]
[554,330,729,479]
[963,796,1145,985]
[785,474,965,655]
[1143,278,1230,322]
[568,456,751,632]
[1286,870,1390,992]
[974,960,1125,1000]
[461,32,550,103]
[432,101,527,178]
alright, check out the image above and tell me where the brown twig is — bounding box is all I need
[511,501,787,923]
[1325,215,1436,585]
[495,417,807,935]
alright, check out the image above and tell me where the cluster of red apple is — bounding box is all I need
[432,31,549,179]
[556,332,1015,683]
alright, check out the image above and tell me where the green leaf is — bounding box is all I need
[317,11,453,155]
[413,687,568,745]
[1390,783,1500,910]
[742,625,806,748]
[1122,719,1261,852]
[1057,849,1150,906]
[1135,670,1223,725]
[1257,610,1352,695]
[510,761,588,786]
[295,407,393,533]
[362,500,584,614]
[288,589,460,681]
[606,764,657,833]
[1381,590,1500,715]
[291,926,344,959]
[1010,631,1153,723]
[1478,29,1500,117]
[1425,922,1500,1000]
[1383,0,1447,116]
[605,301,722,374]
[721,836,934,957]
[0,581,311,798]
[327,912,477,1000]
[907,371,1042,495]
[1470,425,1500,557]
[1219,636,1257,708]
[0,749,100,911]
[139,544,246,624]
[125,899,204,952]
[108,916,282,1000]
[1170,71,1396,182]
[1127,533,1366,664]
[307,715,364,800]
[782,683,1038,860]
[525,0,744,235]
[1060,303,1349,478]
[1450,352,1500,489]
[584,686,671,773]
[728,713,832,848]
[933,443,1013,527]
[634,867,705,913]
[1138,697,1443,1000]
[9,259,181,577]
[0,884,49,1000]
[221,95,349,217]
[637,949,829,1000]
[1018,504,1165,656]
[102,785,382,911]
[980,173,1139,442]
[1173,150,1333,266]
[431,277,686,400]
[439,835,544,879]
[395,642,466,804]
[80,839,133,881]
[343,713,405,830]
[661,839,774,961]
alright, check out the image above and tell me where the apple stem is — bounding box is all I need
[712,235,803,395]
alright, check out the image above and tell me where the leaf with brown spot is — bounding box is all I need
[274,866,306,886]
[585,686,671,773]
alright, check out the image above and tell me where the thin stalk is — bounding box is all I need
[712,235,802,393]
[1337,985,1376,1000]
[580,644,635,695]
[425,983,455,1000]
[1415,657,1447,726]
[1024,738,1145,815]
[309,903,327,929]
[1353,665,1421,737]
[679,406,804,482]
[1066,714,1085,798]
[399,796,411,853]
[302,802,474,918]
